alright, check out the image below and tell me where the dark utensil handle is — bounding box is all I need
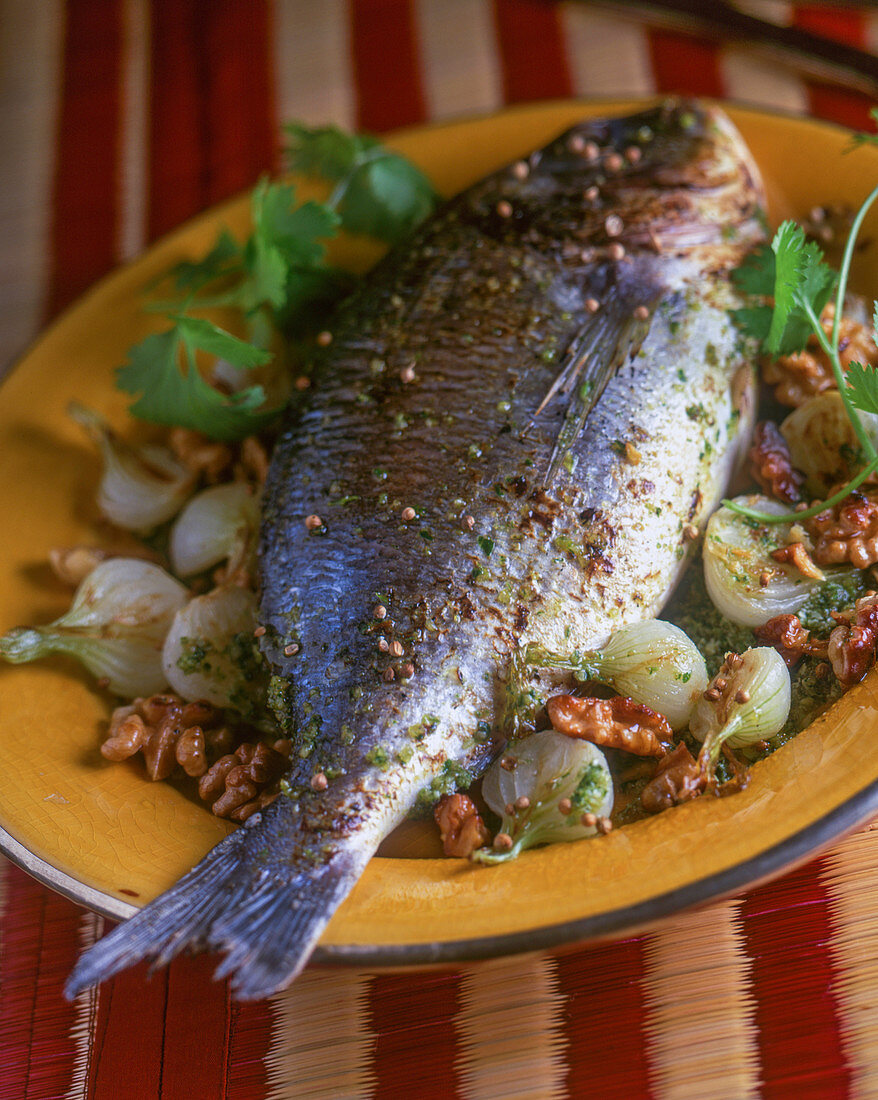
[588,0,878,97]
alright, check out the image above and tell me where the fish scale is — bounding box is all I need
[67,100,766,1000]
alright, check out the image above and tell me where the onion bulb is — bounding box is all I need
[162,585,266,718]
[70,402,196,532]
[690,647,791,768]
[525,620,707,731]
[472,731,613,863]
[0,558,188,696]
[703,496,824,627]
[780,391,878,498]
[169,482,259,578]
[588,621,708,729]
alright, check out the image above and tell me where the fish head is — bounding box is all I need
[462,98,766,274]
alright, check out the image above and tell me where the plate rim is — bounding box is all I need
[4,771,877,967]
[2,96,877,967]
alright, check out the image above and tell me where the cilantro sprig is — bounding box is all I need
[120,124,438,441]
[285,124,437,243]
[728,173,878,525]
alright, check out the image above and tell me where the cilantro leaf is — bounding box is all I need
[731,244,775,297]
[252,180,340,265]
[765,221,836,356]
[240,233,288,312]
[117,320,279,441]
[766,222,806,353]
[173,316,270,366]
[285,123,379,180]
[730,304,772,343]
[284,122,438,244]
[280,266,355,331]
[733,226,836,355]
[845,361,878,416]
[246,180,343,323]
[338,155,437,243]
[170,230,241,293]
[730,247,775,344]
[122,123,439,437]
[847,108,878,150]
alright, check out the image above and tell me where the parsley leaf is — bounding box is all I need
[117,318,278,441]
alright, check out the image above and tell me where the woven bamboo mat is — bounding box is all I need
[3,2,878,1096]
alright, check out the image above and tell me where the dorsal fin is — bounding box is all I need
[533,292,659,484]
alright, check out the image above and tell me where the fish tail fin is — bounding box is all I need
[65,816,372,1001]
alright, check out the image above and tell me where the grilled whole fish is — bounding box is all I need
[68,101,765,1000]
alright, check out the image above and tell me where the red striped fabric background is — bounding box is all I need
[3,1,878,1096]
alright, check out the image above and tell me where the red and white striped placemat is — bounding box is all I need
[7,829,878,1098]
[3,3,878,1096]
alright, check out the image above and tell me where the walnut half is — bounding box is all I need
[546,694,673,757]
[807,491,878,569]
[101,695,234,779]
[433,793,491,857]
[198,741,291,822]
[749,421,804,504]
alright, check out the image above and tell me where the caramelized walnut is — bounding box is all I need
[762,347,834,408]
[433,793,491,857]
[49,546,112,586]
[762,308,878,408]
[198,741,291,822]
[807,491,878,569]
[48,545,158,586]
[827,593,878,685]
[755,614,829,666]
[770,542,824,580]
[168,427,233,482]
[640,743,704,813]
[237,436,270,484]
[749,421,804,503]
[546,695,673,757]
[169,427,271,488]
[101,694,234,779]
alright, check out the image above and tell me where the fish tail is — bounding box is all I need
[65,817,372,1001]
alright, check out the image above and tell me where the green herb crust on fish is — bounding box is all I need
[67,100,766,1000]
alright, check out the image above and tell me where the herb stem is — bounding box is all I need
[723,451,878,524]
[326,148,388,213]
[832,181,878,352]
[802,298,878,463]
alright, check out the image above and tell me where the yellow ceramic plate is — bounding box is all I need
[3,100,878,966]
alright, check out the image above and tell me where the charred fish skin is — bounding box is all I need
[67,101,765,1001]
